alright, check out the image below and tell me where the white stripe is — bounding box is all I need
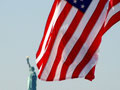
[105,3,120,26]
[38,63,43,75]
[36,0,66,64]
[53,0,100,80]
[66,1,109,78]
[41,7,78,80]
[79,48,99,78]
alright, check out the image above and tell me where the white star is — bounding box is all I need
[73,0,77,3]
[81,4,85,8]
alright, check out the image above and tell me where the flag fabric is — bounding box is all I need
[36,0,120,81]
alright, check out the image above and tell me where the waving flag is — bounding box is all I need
[36,0,120,81]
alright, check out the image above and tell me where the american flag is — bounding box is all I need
[36,0,120,81]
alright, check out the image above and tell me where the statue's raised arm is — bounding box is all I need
[26,56,31,68]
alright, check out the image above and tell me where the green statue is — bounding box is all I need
[26,56,37,90]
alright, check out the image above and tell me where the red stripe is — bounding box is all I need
[110,0,119,8]
[72,24,105,80]
[112,0,120,5]
[47,11,84,81]
[37,2,71,69]
[102,11,120,35]
[60,0,108,80]
[36,0,60,58]
[85,65,96,81]
[72,29,102,79]
[107,0,119,20]
[38,3,72,79]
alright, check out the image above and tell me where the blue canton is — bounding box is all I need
[66,0,92,13]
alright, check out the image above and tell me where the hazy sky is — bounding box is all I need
[0,0,120,90]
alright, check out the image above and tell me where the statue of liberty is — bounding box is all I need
[26,56,37,90]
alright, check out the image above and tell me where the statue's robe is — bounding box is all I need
[28,72,37,90]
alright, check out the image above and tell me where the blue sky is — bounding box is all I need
[0,0,120,90]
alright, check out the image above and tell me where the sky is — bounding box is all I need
[0,0,120,90]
